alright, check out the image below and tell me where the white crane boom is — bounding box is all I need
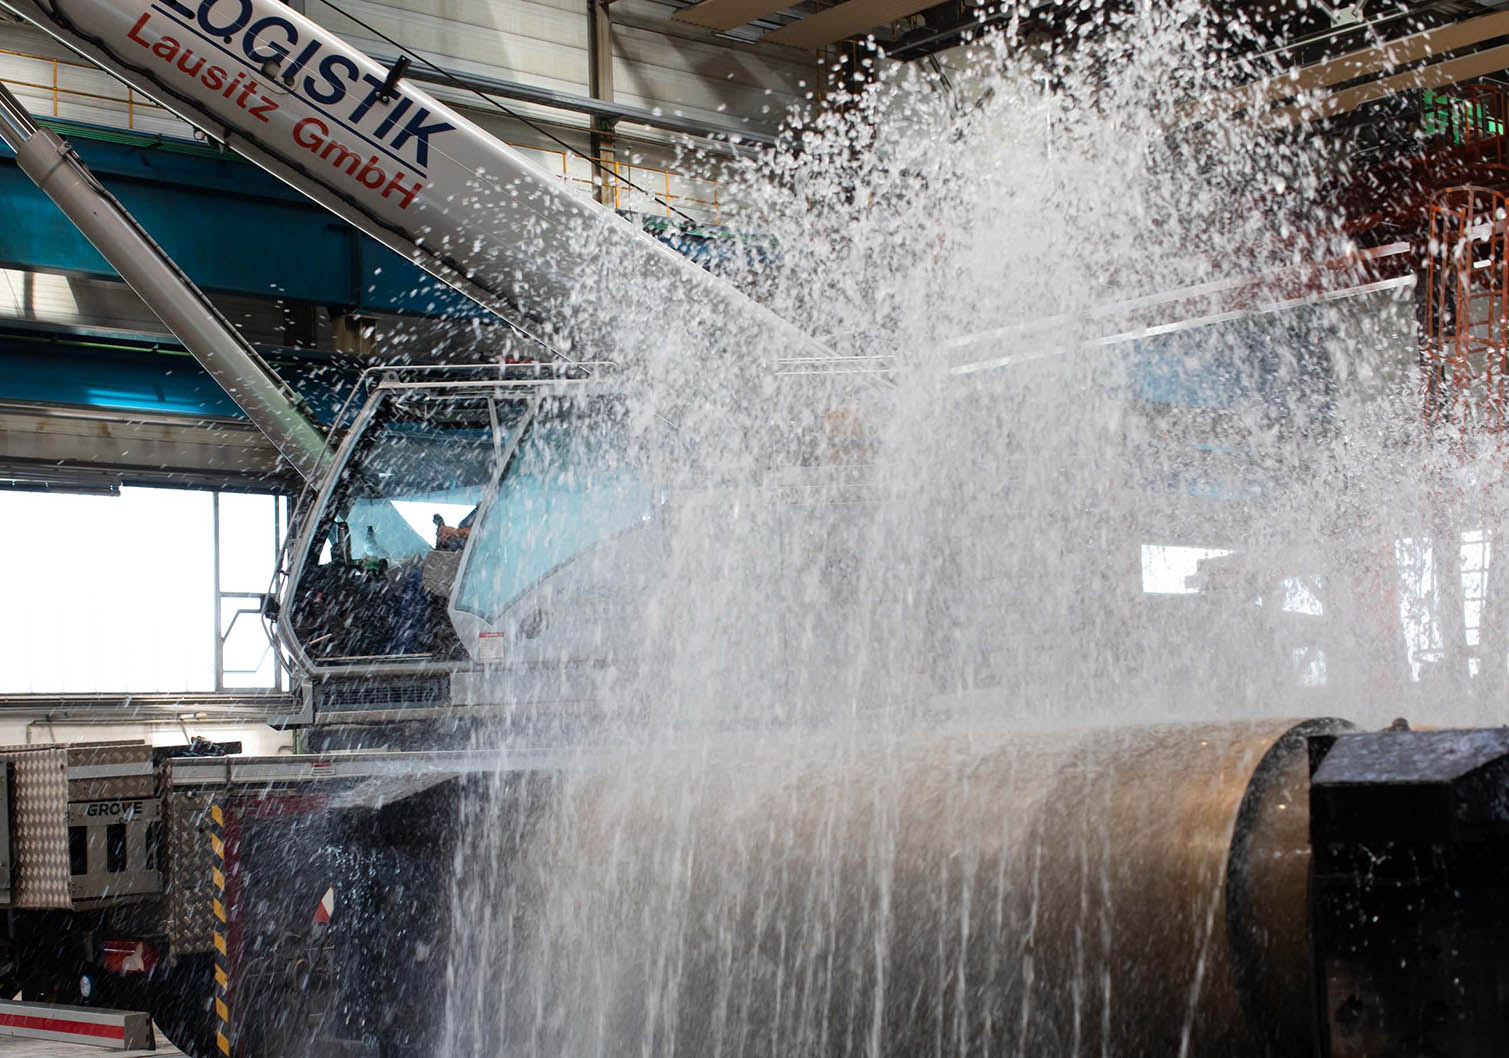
[0,0,815,361]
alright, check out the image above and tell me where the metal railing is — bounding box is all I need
[0,46,723,222]
[513,142,722,221]
[0,46,169,130]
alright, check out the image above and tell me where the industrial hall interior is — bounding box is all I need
[4,0,1509,1053]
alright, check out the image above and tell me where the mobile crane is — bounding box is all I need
[1,1,1508,1055]
[0,0,875,729]
[0,7,882,1049]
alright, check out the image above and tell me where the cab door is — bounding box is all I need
[448,394,666,687]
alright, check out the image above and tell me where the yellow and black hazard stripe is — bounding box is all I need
[210,798,231,1057]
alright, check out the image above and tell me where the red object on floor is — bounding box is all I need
[0,999,155,1050]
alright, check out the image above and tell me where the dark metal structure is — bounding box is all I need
[1311,727,1509,1057]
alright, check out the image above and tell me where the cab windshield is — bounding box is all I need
[289,390,522,662]
[455,397,654,625]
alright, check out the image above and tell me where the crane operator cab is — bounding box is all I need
[272,366,670,722]
[272,364,893,726]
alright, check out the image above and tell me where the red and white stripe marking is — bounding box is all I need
[313,886,335,925]
[0,1000,154,1050]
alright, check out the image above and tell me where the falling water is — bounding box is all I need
[439,3,1509,1055]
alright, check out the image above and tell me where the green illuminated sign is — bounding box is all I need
[1422,88,1505,142]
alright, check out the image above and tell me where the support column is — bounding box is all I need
[331,313,376,360]
[588,0,619,209]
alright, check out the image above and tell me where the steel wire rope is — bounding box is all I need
[310,0,702,224]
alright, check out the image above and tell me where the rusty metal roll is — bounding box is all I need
[470,719,1344,1057]
[1026,718,1349,1058]
[1224,718,1353,1057]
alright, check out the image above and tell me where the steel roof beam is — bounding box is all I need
[672,0,799,33]
[760,0,937,48]
[1224,8,1509,123]
[373,51,779,147]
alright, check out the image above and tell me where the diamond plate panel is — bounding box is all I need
[70,776,155,800]
[7,747,72,909]
[69,742,155,801]
[166,788,215,955]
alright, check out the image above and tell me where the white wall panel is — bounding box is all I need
[310,0,812,135]
[612,0,812,129]
[317,0,593,95]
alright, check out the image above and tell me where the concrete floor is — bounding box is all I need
[0,1026,182,1056]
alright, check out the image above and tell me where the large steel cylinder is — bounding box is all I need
[453,719,1345,1057]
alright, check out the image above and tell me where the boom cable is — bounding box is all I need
[311,0,701,224]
